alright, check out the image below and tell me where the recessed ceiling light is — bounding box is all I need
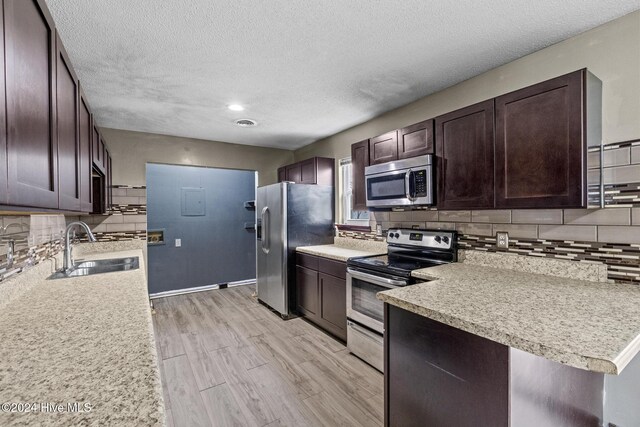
[235,119,257,127]
[228,104,244,111]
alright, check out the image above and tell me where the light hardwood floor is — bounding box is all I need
[152,285,383,427]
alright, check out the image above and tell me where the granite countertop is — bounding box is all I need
[0,242,164,426]
[378,260,640,375]
[296,236,386,261]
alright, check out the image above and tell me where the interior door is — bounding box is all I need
[147,164,257,295]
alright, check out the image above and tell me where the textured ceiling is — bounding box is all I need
[46,0,639,150]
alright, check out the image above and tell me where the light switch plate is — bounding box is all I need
[376,224,383,236]
[175,238,182,247]
[496,232,509,249]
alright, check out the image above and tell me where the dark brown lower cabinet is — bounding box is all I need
[385,304,604,427]
[296,265,318,317]
[318,272,347,339]
[295,253,347,341]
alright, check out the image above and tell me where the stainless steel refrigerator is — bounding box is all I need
[256,182,334,317]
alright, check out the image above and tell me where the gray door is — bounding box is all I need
[147,163,256,295]
[256,183,287,314]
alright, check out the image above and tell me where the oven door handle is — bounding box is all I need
[347,268,407,288]
[347,320,384,341]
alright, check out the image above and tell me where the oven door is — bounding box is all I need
[346,268,408,333]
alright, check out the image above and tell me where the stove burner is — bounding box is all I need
[346,228,458,280]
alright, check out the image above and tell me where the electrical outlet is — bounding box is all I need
[496,232,509,249]
[376,224,382,236]
[175,238,181,247]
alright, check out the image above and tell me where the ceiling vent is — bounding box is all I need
[235,119,257,127]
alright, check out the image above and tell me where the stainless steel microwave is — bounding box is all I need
[365,155,433,208]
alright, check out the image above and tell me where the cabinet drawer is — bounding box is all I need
[297,252,319,270]
[318,257,346,280]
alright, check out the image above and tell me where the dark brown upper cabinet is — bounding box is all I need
[369,131,398,165]
[105,150,112,211]
[277,166,286,183]
[285,163,301,183]
[495,69,599,209]
[56,32,81,212]
[79,86,93,212]
[299,158,316,183]
[351,139,369,211]
[398,119,434,159]
[0,5,7,204]
[92,124,109,175]
[5,0,59,209]
[278,157,335,186]
[435,100,495,209]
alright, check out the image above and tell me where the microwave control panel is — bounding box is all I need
[414,170,428,197]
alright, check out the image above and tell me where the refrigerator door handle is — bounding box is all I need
[261,207,269,253]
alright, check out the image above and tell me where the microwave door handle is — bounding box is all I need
[405,169,415,201]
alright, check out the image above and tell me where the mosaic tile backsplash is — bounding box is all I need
[0,185,147,283]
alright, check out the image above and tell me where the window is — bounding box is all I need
[339,158,369,225]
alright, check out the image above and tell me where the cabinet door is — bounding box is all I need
[435,100,495,209]
[299,158,317,184]
[296,266,319,319]
[398,119,434,159]
[495,70,585,208]
[277,167,286,182]
[56,32,81,211]
[286,163,301,183]
[5,0,58,208]
[92,124,102,170]
[385,305,509,427]
[78,87,93,212]
[0,6,6,204]
[369,131,398,165]
[351,140,369,211]
[318,272,347,341]
[104,150,112,211]
[315,157,335,186]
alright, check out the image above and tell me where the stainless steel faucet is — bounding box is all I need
[63,221,97,272]
[1,222,28,269]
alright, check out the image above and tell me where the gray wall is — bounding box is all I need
[103,127,294,187]
[146,163,256,294]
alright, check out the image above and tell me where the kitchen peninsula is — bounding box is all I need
[379,251,640,426]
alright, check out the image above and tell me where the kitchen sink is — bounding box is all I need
[48,257,140,280]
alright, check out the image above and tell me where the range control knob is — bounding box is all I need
[442,236,450,244]
[434,235,442,243]
[394,233,400,238]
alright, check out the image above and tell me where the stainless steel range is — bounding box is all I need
[346,228,457,371]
